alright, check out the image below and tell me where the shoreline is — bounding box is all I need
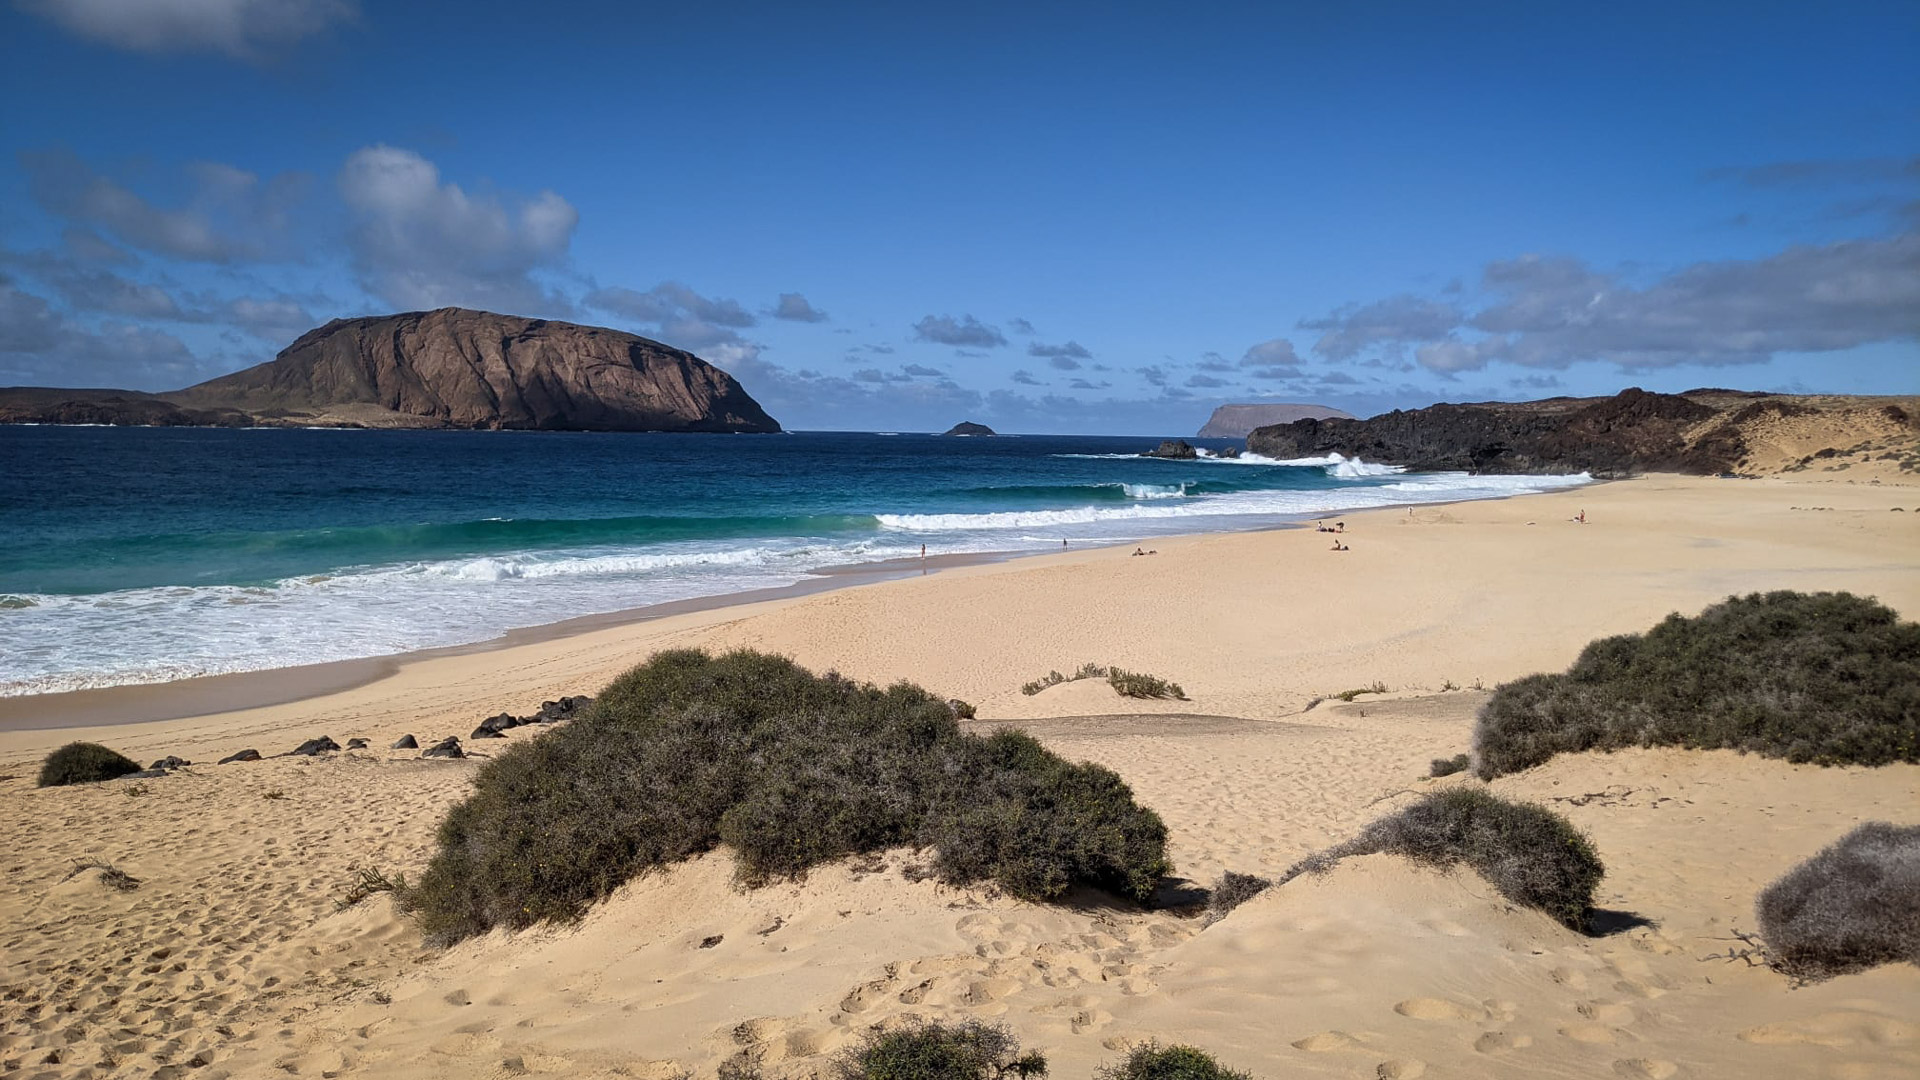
[0,549,1015,730]
[8,470,1913,746]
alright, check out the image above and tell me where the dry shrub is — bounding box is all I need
[1095,1042,1251,1080]
[38,742,141,787]
[834,1019,1045,1080]
[1280,788,1603,931]
[1756,822,1920,981]
[408,649,1170,944]
[1204,871,1272,925]
[1474,591,1920,779]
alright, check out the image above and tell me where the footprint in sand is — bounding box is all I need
[1473,1031,1533,1053]
[1376,1059,1426,1078]
[1579,1001,1638,1026]
[1560,1023,1621,1044]
[1393,998,1482,1021]
[1612,1058,1677,1079]
[1292,1031,1366,1052]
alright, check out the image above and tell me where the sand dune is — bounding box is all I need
[2,472,1916,1078]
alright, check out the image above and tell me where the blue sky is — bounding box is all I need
[1,1,1915,434]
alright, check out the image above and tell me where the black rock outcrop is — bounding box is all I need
[1142,439,1199,460]
[1245,388,1742,477]
[943,421,996,436]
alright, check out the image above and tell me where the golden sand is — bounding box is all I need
[2,472,1916,1078]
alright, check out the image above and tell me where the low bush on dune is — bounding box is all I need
[835,1020,1046,1080]
[37,742,142,787]
[1096,1042,1252,1080]
[1108,668,1187,700]
[1429,753,1472,777]
[1204,871,1272,925]
[407,649,1171,944]
[1474,591,1920,779]
[1756,822,1920,982]
[1279,788,1604,931]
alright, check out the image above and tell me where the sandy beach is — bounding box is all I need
[3,471,1917,1079]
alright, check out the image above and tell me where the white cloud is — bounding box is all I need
[18,0,355,59]
[339,145,579,313]
[22,148,307,263]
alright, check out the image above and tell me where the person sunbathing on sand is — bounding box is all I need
[1330,540,1349,551]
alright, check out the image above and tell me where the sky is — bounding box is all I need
[1,1,1915,434]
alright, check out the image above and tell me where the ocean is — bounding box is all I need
[0,426,1589,696]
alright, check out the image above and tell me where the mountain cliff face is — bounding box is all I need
[1197,402,1353,438]
[1245,388,1919,478]
[0,308,780,433]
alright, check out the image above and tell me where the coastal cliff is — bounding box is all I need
[1246,388,1919,478]
[0,308,781,433]
[1197,402,1352,438]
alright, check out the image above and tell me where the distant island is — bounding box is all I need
[0,308,781,433]
[1246,387,1918,478]
[1197,402,1354,438]
[943,421,996,436]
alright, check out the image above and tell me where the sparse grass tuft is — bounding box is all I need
[123,783,152,797]
[1335,681,1388,702]
[1095,1042,1252,1080]
[67,860,140,892]
[1021,662,1109,696]
[834,1019,1045,1080]
[1440,679,1460,692]
[37,742,142,787]
[408,649,1170,944]
[262,789,287,800]
[1280,788,1603,931]
[1108,668,1187,700]
[1204,871,1272,925]
[1474,591,1920,779]
[336,864,411,912]
[1428,753,1472,778]
[1756,822,1920,982]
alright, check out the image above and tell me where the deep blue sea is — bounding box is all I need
[0,426,1588,695]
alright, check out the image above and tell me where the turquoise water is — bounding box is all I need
[0,426,1589,694]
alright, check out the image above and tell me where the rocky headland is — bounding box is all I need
[1246,387,1919,478]
[0,308,780,433]
[1197,402,1353,438]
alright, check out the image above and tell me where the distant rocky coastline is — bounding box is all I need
[1245,388,1918,478]
[1197,402,1353,438]
[0,308,780,433]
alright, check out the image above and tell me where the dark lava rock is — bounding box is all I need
[422,737,465,759]
[1214,445,1242,459]
[218,749,262,764]
[943,420,996,436]
[469,725,508,739]
[698,934,724,949]
[1142,439,1199,459]
[345,738,369,750]
[391,734,419,749]
[149,756,191,770]
[122,769,169,780]
[535,695,592,723]
[1245,387,1743,478]
[291,736,342,756]
[474,712,520,735]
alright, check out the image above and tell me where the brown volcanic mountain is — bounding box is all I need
[1245,387,1919,478]
[0,308,781,433]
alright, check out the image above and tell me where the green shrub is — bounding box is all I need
[1756,822,1920,982]
[408,649,1171,943]
[37,742,142,787]
[1429,753,1471,778]
[1095,1042,1251,1080]
[1204,871,1272,925]
[835,1019,1045,1080]
[1335,681,1387,702]
[1108,668,1187,700]
[1280,789,1603,931]
[1474,591,1920,779]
